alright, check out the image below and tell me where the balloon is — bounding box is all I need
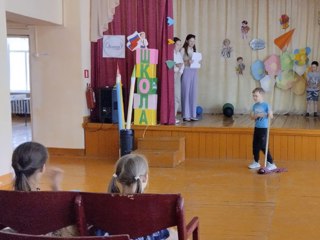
[260,75,275,92]
[196,106,203,116]
[276,70,295,90]
[280,51,294,71]
[251,60,266,80]
[293,64,307,76]
[264,54,280,76]
[292,75,306,95]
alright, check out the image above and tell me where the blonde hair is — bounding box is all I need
[108,154,149,194]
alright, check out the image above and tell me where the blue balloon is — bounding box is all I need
[196,106,203,116]
[251,60,266,81]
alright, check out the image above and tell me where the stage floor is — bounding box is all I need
[175,113,320,130]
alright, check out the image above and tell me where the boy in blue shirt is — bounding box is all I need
[305,61,320,117]
[248,87,277,170]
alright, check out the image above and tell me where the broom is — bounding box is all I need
[257,81,287,174]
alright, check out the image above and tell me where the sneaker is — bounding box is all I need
[266,162,277,170]
[305,113,310,117]
[248,161,261,169]
[183,118,191,122]
[191,118,199,121]
[175,119,180,124]
[314,112,318,117]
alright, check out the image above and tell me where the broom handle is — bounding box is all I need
[264,81,275,168]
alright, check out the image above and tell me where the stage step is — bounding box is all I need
[134,137,185,167]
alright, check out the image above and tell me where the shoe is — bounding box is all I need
[248,161,261,169]
[183,118,191,122]
[175,119,180,124]
[314,112,318,117]
[266,162,277,171]
[191,118,199,121]
[305,113,310,117]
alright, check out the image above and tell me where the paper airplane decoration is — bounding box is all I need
[274,29,295,51]
[168,39,174,44]
[167,17,175,26]
[165,60,175,69]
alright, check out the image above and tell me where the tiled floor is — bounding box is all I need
[12,115,32,148]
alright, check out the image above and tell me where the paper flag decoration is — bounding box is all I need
[260,75,275,92]
[251,60,266,81]
[126,31,140,51]
[264,54,280,77]
[167,17,175,26]
[274,29,295,51]
[249,39,265,50]
[293,47,311,66]
[165,60,175,69]
[168,39,174,44]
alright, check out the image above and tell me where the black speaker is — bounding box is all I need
[97,87,113,123]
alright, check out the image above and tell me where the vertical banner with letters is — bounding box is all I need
[134,48,158,125]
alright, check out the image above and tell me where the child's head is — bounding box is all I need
[11,141,48,191]
[139,32,146,39]
[223,38,230,47]
[311,61,319,72]
[108,154,149,194]
[242,20,248,26]
[173,37,182,51]
[237,57,243,63]
[252,87,265,103]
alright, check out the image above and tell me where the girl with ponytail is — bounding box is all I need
[96,154,176,239]
[107,153,149,194]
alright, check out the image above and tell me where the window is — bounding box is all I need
[7,37,30,93]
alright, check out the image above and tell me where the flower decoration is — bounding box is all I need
[293,47,311,66]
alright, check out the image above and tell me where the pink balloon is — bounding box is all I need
[264,55,281,76]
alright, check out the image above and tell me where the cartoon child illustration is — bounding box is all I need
[241,20,250,39]
[221,38,232,58]
[137,32,148,49]
[236,56,245,75]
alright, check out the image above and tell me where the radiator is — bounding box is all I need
[11,98,30,114]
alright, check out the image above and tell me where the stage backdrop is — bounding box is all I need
[174,0,320,114]
[91,0,175,124]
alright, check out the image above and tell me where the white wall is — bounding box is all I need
[30,0,90,148]
[0,0,13,176]
[1,0,90,178]
[6,0,63,25]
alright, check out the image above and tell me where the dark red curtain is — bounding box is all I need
[91,0,174,125]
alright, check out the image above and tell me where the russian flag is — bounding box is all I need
[126,31,140,51]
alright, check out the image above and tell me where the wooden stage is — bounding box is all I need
[83,113,320,162]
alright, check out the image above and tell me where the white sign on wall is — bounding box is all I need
[103,35,125,58]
